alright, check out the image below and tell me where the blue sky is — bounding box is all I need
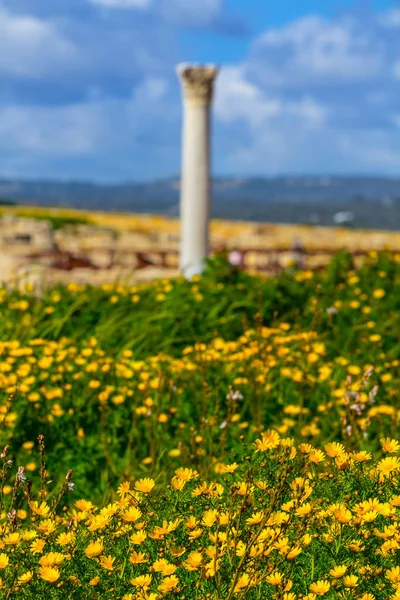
[1,0,400,182]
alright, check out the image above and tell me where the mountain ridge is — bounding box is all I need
[0,175,399,230]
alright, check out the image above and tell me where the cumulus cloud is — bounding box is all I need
[1,1,400,178]
[211,6,400,175]
[247,14,386,88]
[0,6,79,78]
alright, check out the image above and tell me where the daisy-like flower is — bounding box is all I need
[324,442,346,458]
[117,481,131,496]
[308,449,325,464]
[39,552,65,567]
[30,539,46,554]
[100,555,115,571]
[18,571,33,585]
[39,566,60,583]
[158,574,179,593]
[85,540,104,558]
[29,501,50,517]
[129,551,147,565]
[377,456,400,477]
[329,565,347,578]
[152,559,176,576]
[309,580,331,595]
[134,478,155,493]
[343,575,358,588]
[122,506,142,523]
[254,430,280,452]
[131,574,152,588]
[183,551,203,571]
[266,571,283,586]
[380,438,400,453]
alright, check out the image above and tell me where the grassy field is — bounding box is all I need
[0,250,399,598]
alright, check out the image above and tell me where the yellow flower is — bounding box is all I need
[324,442,345,458]
[134,478,155,493]
[343,575,358,588]
[175,468,197,482]
[37,519,57,535]
[352,451,372,463]
[129,551,147,565]
[39,552,65,566]
[18,571,33,585]
[373,288,386,299]
[309,449,325,464]
[0,554,9,569]
[30,539,46,554]
[183,551,202,571]
[332,505,352,524]
[233,573,250,593]
[246,511,265,525]
[309,580,331,595]
[386,566,400,582]
[171,476,186,491]
[254,430,280,451]
[202,510,218,528]
[158,574,179,593]
[3,533,20,546]
[29,501,50,517]
[131,574,152,588]
[85,540,104,558]
[56,532,74,546]
[295,503,312,517]
[152,559,176,576]
[307,352,319,363]
[266,571,283,586]
[381,438,400,453]
[100,555,115,571]
[117,481,131,496]
[220,462,239,474]
[122,506,142,523]
[286,545,302,560]
[330,565,347,578]
[39,566,60,583]
[130,530,147,545]
[377,456,400,477]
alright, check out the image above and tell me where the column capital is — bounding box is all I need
[177,63,219,106]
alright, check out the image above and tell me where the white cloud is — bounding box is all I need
[214,67,328,129]
[87,0,151,9]
[0,6,79,78]
[251,15,384,86]
[1,1,400,178]
[0,103,102,154]
[0,75,170,156]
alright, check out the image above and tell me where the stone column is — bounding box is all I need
[177,63,219,278]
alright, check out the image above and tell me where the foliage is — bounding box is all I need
[0,251,398,597]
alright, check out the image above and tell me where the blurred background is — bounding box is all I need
[0,0,400,286]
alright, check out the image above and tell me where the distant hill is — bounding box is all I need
[0,175,399,230]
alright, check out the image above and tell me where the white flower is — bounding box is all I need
[228,251,243,266]
[17,466,26,483]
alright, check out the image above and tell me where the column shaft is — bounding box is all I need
[177,64,218,279]
[180,102,210,277]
